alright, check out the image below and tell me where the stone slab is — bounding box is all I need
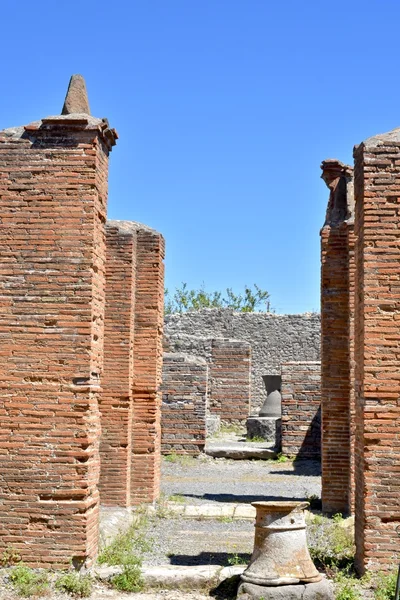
[95,564,246,589]
[205,442,276,460]
[237,578,333,600]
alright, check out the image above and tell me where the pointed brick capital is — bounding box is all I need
[62,74,90,115]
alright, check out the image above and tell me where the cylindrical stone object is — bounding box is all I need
[260,375,281,417]
[241,501,321,586]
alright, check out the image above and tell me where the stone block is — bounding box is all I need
[246,416,281,443]
[237,578,333,600]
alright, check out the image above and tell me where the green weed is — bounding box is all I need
[308,514,355,571]
[98,510,151,593]
[55,572,93,597]
[218,515,234,523]
[1,546,21,566]
[168,494,187,504]
[334,570,361,600]
[10,564,50,597]
[246,435,266,443]
[227,553,248,566]
[276,453,289,463]
[374,570,397,600]
[163,453,197,466]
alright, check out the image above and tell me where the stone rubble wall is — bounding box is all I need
[165,309,320,414]
[281,362,321,459]
[161,353,208,455]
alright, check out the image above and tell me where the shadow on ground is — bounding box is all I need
[168,552,251,567]
[181,493,311,503]
[269,460,321,476]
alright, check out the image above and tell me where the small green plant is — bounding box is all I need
[227,553,248,566]
[374,570,397,600]
[334,570,361,600]
[55,571,93,597]
[168,494,186,503]
[98,511,151,593]
[1,546,21,566]
[218,515,234,523]
[308,513,355,571]
[246,435,265,443]
[332,513,344,523]
[110,560,144,592]
[163,453,197,466]
[276,453,289,463]
[10,564,50,597]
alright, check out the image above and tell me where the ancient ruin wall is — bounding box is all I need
[353,134,400,573]
[163,336,251,423]
[281,362,321,459]
[131,226,165,504]
[320,160,354,515]
[164,310,320,413]
[161,353,208,455]
[0,113,116,567]
[209,339,251,422]
[99,224,137,506]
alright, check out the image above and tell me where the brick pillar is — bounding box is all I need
[161,353,208,455]
[353,134,400,572]
[99,224,137,506]
[131,226,165,504]
[320,159,355,515]
[209,339,251,424]
[0,90,117,566]
[281,362,321,459]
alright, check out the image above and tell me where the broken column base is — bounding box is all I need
[237,578,333,600]
[246,416,281,446]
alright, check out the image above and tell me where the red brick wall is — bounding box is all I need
[161,353,208,455]
[0,115,116,568]
[353,137,400,572]
[209,339,251,423]
[320,160,354,515]
[281,362,321,459]
[131,227,165,504]
[99,225,136,506]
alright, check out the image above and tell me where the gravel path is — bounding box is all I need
[141,455,322,567]
[161,455,321,505]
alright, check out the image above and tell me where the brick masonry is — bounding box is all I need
[353,132,400,572]
[131,225,165,505]
[161,353,208,455]
[100,221,165,506]
[0,111,117,567]
[99,224,137,507]
[320,160,355,515]
[209,339,251,423]
[163,336,251,424]
[281,362,321,459]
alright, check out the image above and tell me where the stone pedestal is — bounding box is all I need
[242,501,320,586]
[237,578,333,600]
[246,417,281,444]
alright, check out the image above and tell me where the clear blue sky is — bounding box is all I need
[1,0,399,314]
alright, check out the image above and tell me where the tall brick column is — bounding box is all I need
[99,223,137,506]
[131,225,165,504]
[320,159,355,515]
[353,132,400,572]
[0,76,117,567]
